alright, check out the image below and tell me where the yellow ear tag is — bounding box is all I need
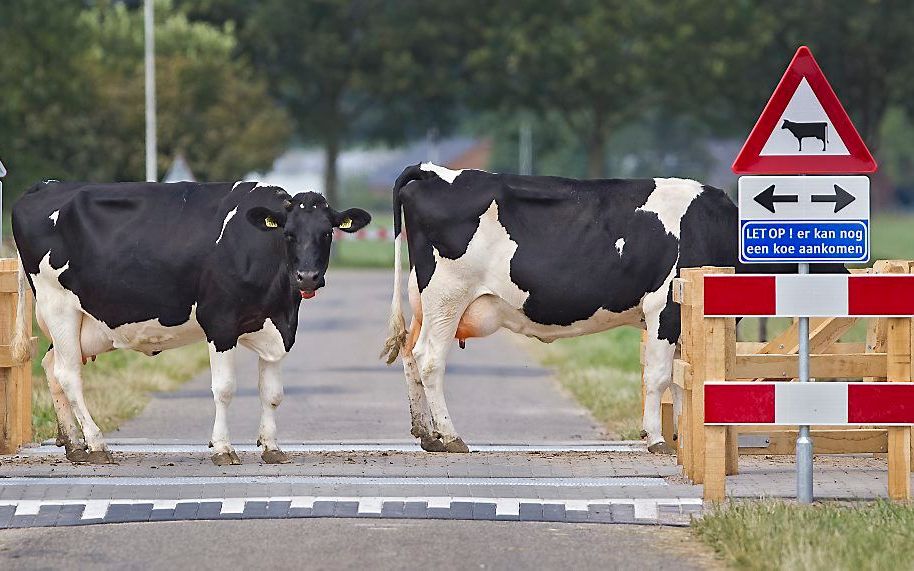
[339,217,352,229]
[265,216,278,228]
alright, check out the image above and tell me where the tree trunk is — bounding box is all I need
[323,134,340,208]
[586,123,607,179]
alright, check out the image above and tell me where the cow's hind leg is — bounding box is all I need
[41,348,88,462]
[412,295,472,453]
[40,308,112,464]
[208,344,241,465]
[402,317,442,451]
[642,289,677,454]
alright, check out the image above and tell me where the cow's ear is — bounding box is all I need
[246,206,286,231]
[332,208,371,233]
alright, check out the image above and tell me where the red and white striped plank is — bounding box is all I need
[703,274,914,317]
[705,382,914,425]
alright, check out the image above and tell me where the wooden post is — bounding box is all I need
[704,289,737,497]
[685,266,734,484]
[675,270,697,477]
[0,259,33,453]
[884,260,911,500]
[704,425,728,502]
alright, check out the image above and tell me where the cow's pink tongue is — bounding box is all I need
[301,290,316,299]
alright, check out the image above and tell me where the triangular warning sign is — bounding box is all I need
[732,46,877,174]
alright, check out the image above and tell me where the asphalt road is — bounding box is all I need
[115,268,603,445]
[0,268,724,569]
[0,519,720,571]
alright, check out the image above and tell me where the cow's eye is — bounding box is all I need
[324,231,332,239]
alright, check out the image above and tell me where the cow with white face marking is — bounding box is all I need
[381,163,818,453]
[11,181,370,465]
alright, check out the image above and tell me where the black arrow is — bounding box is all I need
[754,184,799,214]
[812,184,856,213]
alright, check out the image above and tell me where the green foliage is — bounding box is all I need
[694,500,914,571]
[537,327,644,439]
[239,0,463,204]
[0,0,290,197]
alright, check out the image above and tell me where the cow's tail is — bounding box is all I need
[10,254,33,364]
[381,165,429,365]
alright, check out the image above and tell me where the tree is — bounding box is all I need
[0,0,290,197]
[239,0,463,206]
[461,0,668,178]
[0,1,98,194]
[81,0,292,181]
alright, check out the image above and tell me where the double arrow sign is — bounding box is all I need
[754,184,856,214]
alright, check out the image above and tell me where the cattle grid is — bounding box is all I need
[666,261,914,501]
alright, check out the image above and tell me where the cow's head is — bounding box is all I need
[277,192,370,297]
[781,119,790,129]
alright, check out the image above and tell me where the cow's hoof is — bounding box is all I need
[212,451,242,466]
[639,430,648,440]
[262,449,291,464]
[444,437,470,453]
[411,425,432,440]
[420,436,447,452]
[647,441,675,455]
[65,445,90,463]
[87,450,115,464]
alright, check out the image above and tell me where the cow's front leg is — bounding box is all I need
[257,357,290,464]
[208,344,240,465]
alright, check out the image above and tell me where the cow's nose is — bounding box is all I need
[297,270,320,283]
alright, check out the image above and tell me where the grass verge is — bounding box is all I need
[31,338,209,442]
[536,327,643,439]
[694,500,914,571]
[333,240,397,268]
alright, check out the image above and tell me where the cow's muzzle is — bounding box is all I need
[295,270,325,298]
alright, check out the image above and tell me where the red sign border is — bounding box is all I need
[732,46,877,174]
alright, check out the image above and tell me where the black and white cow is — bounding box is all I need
[381,163,839,454]
[11,181,370,465]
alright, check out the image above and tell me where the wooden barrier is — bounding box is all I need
[0,259,35,454]
[663,261,914,501]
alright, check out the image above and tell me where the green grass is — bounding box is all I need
[871,212,914,260]
[536,327,644,439]
[31,333,209,442]
[333,240,398,268]
[694,500,914,571]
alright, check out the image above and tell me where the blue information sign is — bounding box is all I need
[740,220,868,263]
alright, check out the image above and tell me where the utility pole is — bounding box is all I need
[518,118,533,175]
[144,0,157,182]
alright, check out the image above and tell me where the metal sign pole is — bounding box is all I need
[796,261,813,503]
[144,0,157,183]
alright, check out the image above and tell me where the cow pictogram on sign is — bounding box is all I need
[732,46,877,174]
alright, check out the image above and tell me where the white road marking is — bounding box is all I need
[81,500,111,520]
[20,442,647,455]
[0,476,666,487]
[633,499,659,520]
